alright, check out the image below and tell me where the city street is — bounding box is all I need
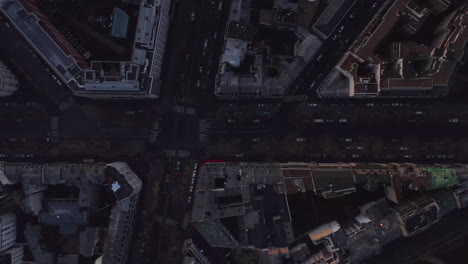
[1,0,468,263]
[128,0,231,262]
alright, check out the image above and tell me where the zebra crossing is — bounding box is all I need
[172,105,197,116]
[164,149,190,158]
[198,119,211,144]
[172,105,185,113]
[185,107,196,115]
[283,95,306,103]
[50,117,59,143]
[149,120,160,144]
[50,117,59,130]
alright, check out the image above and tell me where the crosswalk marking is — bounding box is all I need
[283,95,306,103]
[172,105,197,115]
[164,149,190,158]
[149,120,159,144]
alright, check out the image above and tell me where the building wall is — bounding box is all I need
[102,162,142,264]
[0,61,18,97]
[4,245,24,264]
[0,213,16,252]
[150,0,171,80]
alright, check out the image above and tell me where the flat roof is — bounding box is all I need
[0,0,171,98]
[1,0,82,83]
[310,169,356,194]
[312,0,356,39]
[382,78,434,90]
[134,5,155,46]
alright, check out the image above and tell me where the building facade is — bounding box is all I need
[0,61,18,97]
[0,213,16,252]
[1,245,24,264]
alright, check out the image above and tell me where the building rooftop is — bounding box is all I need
[0,0,171,98]
[215,0,322,99]
[312,0,356,40]
[191,162,468,263]
[192,162,294,249]
[0,162,142,264]
[309,169,356,198]
[39,201,89,233]
[319,0,468,98]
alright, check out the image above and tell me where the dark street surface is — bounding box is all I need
[1,0,468,263]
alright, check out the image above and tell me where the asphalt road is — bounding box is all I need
[138,0,236,263]
[126,0,230,262]
[3,1,468,264]
[160,0,226,109]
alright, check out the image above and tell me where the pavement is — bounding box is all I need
[0,102,51,158]
[127,0,231,262]
[162,0,227,113]
[2,0,468,264]
[131,0,236,263]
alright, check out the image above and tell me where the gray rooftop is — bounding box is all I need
[0,0,171,98]
[39,201,88,230]
[0,162,142,264]
[0,0,82,83]
[310,168,356,197]
[317,68,352,98]
[80,227,99,257]
[193,220,238,248]
[192,162,294,249]
[312,0,357,39]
